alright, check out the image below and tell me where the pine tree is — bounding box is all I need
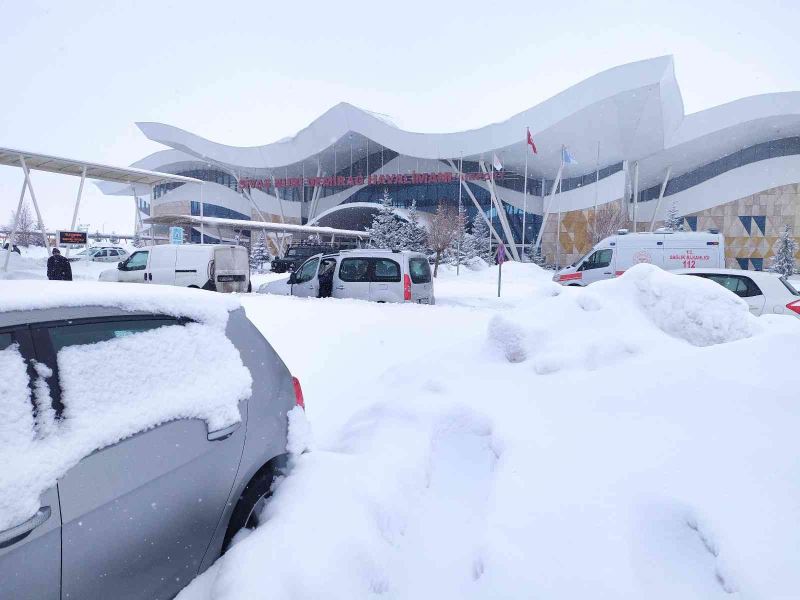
[131,231,144,248]
[527,243,546,267]
[664,201,683,231]
[250,230,271,273]
[403,199,428,253]
[367,188,405,249]
[471,214,493,263]
[769,225,797,277]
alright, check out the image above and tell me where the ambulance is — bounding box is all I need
[553,230,726,286]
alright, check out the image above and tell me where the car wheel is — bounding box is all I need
[221,459,287,553]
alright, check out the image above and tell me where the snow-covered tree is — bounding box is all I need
[445,203,470,265]
[664,201,683,231]
[428,201,461,277]
[471,214,493,263]
[6,202,42,246]
[250,230,271,272]
[402,199,428,253]
[131,230,144,248]
[527,243,546,267]
[769,225,797,277]
[367,188,405,249]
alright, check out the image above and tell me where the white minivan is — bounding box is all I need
[100,244,250,293]
[554,230,726,286]
[265,249,435,304]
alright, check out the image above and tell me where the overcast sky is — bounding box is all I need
[1,0,798,234]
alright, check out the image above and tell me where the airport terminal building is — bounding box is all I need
[101,56,800,269]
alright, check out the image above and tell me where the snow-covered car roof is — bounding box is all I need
[672,268,783,279]
[0,281,241,329]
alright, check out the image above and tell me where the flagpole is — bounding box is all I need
[522,130,529,261]
[556,145,564,270]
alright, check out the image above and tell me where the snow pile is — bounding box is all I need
[0,294,252,531]
[0,280,240,328]
[615,264,758,346]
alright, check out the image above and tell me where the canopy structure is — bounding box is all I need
[145,214,368,240]
[0,146,202,187]
[1,145,203,271]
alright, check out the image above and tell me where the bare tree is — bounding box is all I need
[593,199,631,243]
[7,202,42,246]
[428,201,461,277]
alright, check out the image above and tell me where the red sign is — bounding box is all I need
[58,231,88,245]
[239,170,504,191]
[558,272,583,282]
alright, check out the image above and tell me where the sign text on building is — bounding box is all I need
[239,170,504,191]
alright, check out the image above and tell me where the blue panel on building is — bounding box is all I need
[750,258,764,271]
[738,215,752,235]
[685,216,697,231]
[736,258,749,270]
[753,216,766,236]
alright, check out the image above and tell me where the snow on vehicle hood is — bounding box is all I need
[0,280,241,328]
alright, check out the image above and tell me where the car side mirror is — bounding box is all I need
[287,273,296,284]
[117,261,125,270]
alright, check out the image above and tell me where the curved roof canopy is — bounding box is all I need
[125,56,800,192]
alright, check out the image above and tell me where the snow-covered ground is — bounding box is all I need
[178,262,800,600]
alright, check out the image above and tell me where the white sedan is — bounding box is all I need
[69,246,130,263]
[674,268,800,317]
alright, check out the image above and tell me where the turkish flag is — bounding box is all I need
[527,128,538,154]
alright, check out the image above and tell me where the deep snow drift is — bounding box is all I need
[179,263,800,600]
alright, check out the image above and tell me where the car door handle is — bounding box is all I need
[143,273,148,281]
[207,421,241,442]
[335,285,344,290]
[0,506,51,548]
[603,272,612,275]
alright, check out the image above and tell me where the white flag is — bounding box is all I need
[492,153,503,170]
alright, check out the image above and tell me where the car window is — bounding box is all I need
[373,259,401,283]
[408,258,431,284]
[95,249,107,257]
[319,258,336,276]
[108,249,119,256]
[48,319,179,354]
[125,251,149,270]
[580,249,612,270]
[339,258,370,282]
[704,274,761,298]
[294,257,320,283]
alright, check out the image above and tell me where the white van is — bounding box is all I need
[264,249,435,304]
[554,230,726,286]
[100,244,250,293]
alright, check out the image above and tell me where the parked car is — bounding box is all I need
[99,244,251,292]
[674,268,800,317]
[68,246,129,263]
[271,242,355,273]
[264,249,435,304]
[554,230,726,285]
[0,283,303,599]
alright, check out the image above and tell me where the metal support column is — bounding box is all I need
[1,178,28,272]
[65,165,87,258]
[446,160,504,247]
[19,156,51,252]
[631,161,639,232]
[479,161,521,261]
[649,166,673,232]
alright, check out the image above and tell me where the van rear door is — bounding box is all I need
[148,246,177,285]
[214,246,249,293]
[407,256,433,303]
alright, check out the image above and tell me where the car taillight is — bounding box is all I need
[403,273,412,301]
[787,300,800,315]
[292,376,305,409]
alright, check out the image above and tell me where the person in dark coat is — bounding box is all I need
[317,259,335,298]
[47,248,73,281]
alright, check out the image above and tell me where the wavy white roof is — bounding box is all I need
[122,56,800,192]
